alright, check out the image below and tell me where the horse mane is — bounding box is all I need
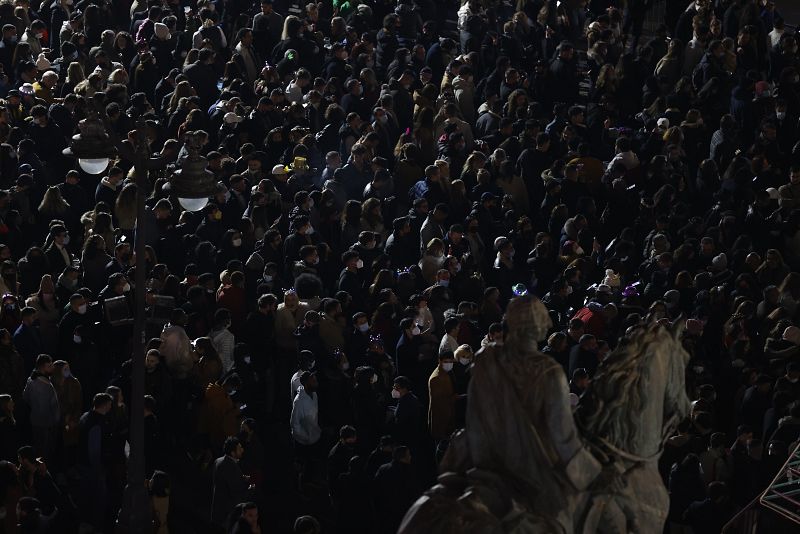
[577,324,685,453]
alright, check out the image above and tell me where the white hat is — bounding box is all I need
[19,83,34,95]
[223,112,243,124]
[271,164,288,175]
[154,22,171,41]
[656,117,669,130]
[36,53,51,71]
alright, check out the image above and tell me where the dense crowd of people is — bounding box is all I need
[0,0,798,532]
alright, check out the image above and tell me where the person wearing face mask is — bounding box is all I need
[44,225,73,278]
[452,344,473,392]
[57,294,90,357]
[391,375,421,452]
[337,251,366,311]
[427,350,457,443]
[395,317,423,385]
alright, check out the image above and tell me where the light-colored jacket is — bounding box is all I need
[209,327,235,373]
[290,385,321,445]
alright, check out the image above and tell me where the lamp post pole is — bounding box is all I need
[116,117,152,532]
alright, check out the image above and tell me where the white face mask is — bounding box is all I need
[341,361,350,371]
[355,259,364,269]
[439,279,449,287]
[411,326,420,336]
[122,283,131,292]
[77,304,87,314]
[264,275,273,282]
[358,323,369,333]
[232,238,242,247]
[777,111,787,120]
[391,389,401,399]
[566,285,573,295]
[62,235,70,245]
[63,369,71,378]
[73,334,81,343]
[370,374,378,384]
[442,362,454,372]
[458,357,471,366]
[244,356,251,364]
[308,360,315,369]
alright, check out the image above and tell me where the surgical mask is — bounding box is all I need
[777,111,786,120]
[68,51,78,61]
[73,335,81,343]
[566,285,573,295]
[62,235,70,245]
[77,304,87,314]
[411,326,420,336]
[355,259,364,269]
[232,238,242,247]
[439,279,449,287]
[455,263,462,272]
[442,362,454,372]
[358,323,369,333]
[228,389,237,396]
[370,374,378,384]
[63,369,71,378]
[692,366,704,374]
[458,357,471,366]
[354,86,363,96]
[263,275,273,282]
[122,283,131,292]
[9,36,17,44]
[341,361,350,371]
[244,356,251,364]
[309,360,315,369]
[391,389,401,399]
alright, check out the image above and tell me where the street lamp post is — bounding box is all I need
[65,114,211,532]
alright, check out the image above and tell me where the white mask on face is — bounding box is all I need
[122,283,131,292]
[77,304,87,314]
[62,235,70,245]
[355,259,364,269]
[73,334,81,343]
[442,362,454,372]
[244,356,251,364]
[411,326,420,336]
[358,323,369,333]
[341,361,350,371]
[439,279,449,287]
[777,111,787,120]
[63,368,71,378]
[232,238,242,247]
[458,357,471,366]
[370,374,378,384]
[391,389,401,399]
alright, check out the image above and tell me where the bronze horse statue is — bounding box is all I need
[399,296,690,534]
